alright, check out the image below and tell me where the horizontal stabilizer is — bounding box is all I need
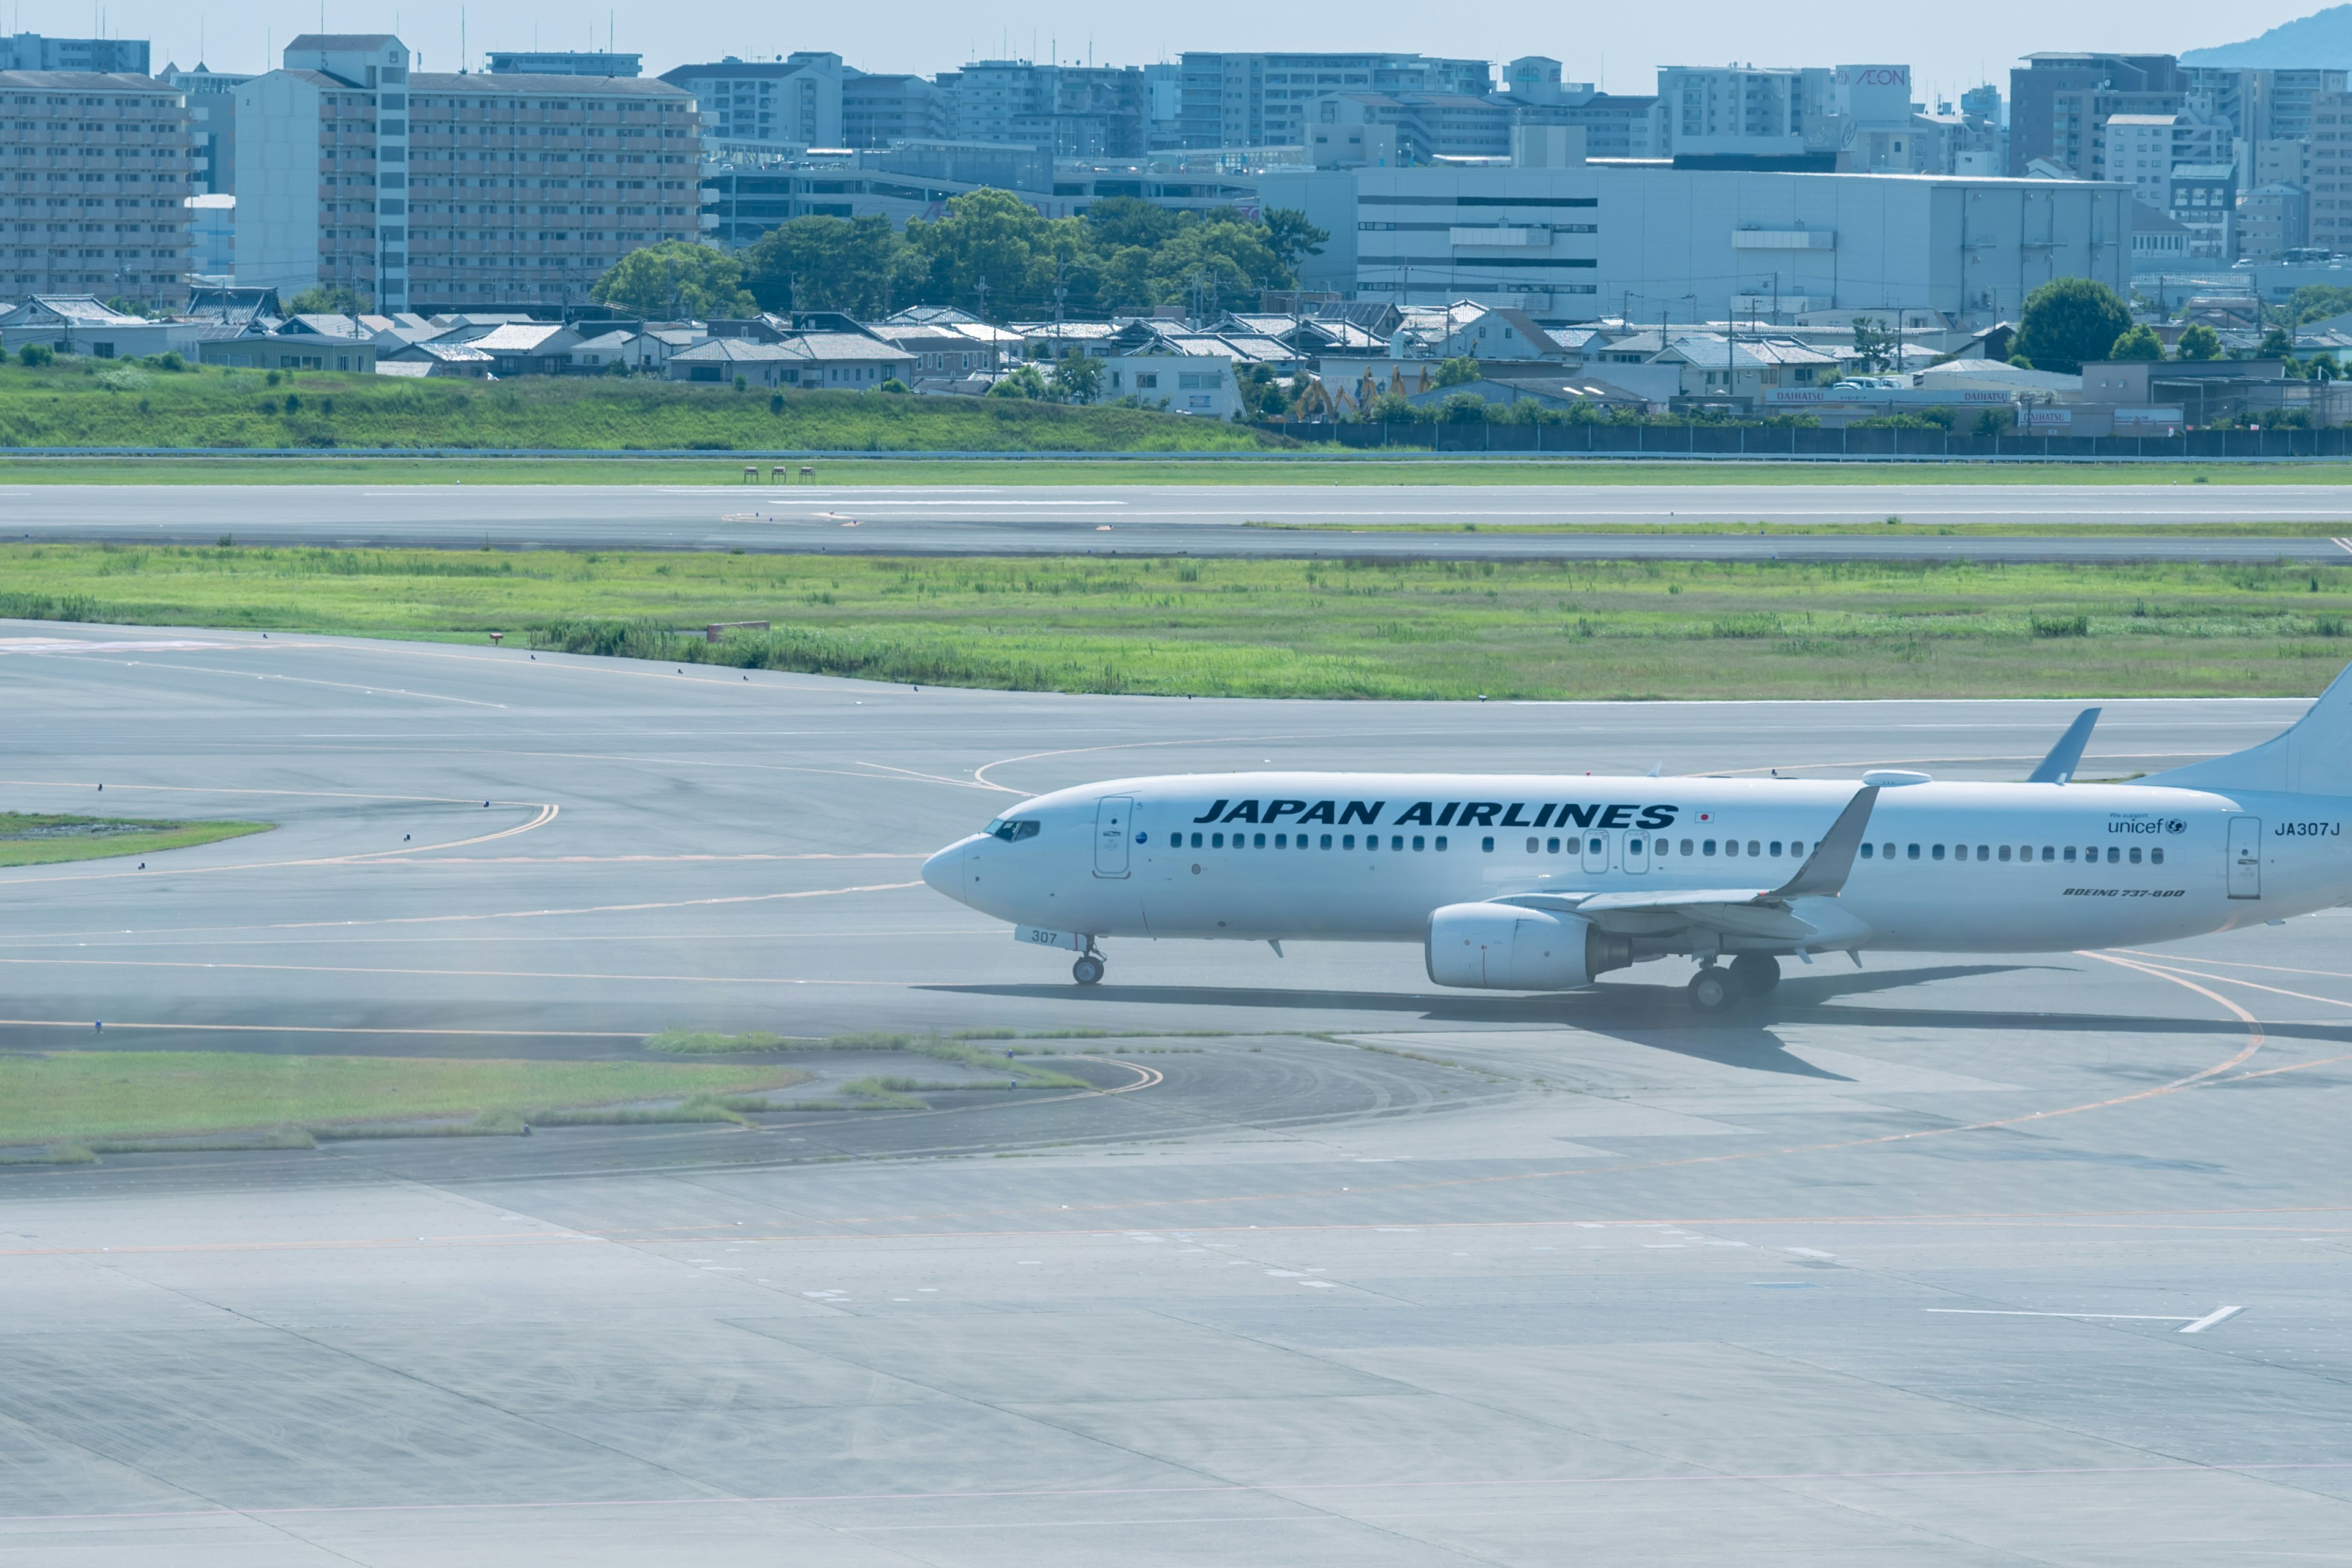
[2027,707,2101,784]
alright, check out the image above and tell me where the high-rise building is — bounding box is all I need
[238,34,704,311]
[1176,53,1492,149]
[932,61,1147,157]
[0,32,148,74]
[661,54,843,150]
[2008,53,2183,175]
[162,62,252,194]
[0,69,192,304]
[487,52,641,77]
[2308,91,2352,254]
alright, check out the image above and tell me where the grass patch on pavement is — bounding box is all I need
[0,1051,815,1146]
[0,813,272,867]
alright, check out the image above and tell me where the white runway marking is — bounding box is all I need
[2179,1305,2248,1333]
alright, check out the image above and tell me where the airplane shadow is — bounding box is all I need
[924,960,2352,1080]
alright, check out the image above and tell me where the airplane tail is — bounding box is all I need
[2142,659,2352,796]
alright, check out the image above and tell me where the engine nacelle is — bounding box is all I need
[1424,902,1632,991]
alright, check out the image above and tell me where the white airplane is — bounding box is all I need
[922,669,2352,1011]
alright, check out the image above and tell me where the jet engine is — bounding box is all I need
[1424,902,1634,991]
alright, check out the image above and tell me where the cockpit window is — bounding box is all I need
[986,819,1041,842]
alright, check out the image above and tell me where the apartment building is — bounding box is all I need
[237,34,704,311]
[1500,59,1662,160]
[2009,53,2184,176]
[842,73,947,148]
[162,62,252,194]
[660,54,842,151]
[2308,91,2352,254]
[0,70,192,306]
[0,32,148,74]
[1176,53,1492,149]
[933,61,1148,157]
[2105,111,2229,209]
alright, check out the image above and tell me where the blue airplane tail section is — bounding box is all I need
[2143,659,2352,796]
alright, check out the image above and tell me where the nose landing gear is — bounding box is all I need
[1072,949,1106,986]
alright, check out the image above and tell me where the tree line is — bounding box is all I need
[592,190,1329,323]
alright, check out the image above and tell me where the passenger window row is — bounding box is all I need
[1858,841,2162,866]
[1157,831,1447,852]
[1479,835,1809,858]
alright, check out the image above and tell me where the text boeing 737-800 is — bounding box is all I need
[921,668,2352,1011]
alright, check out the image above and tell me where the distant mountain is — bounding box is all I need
[2182,5,2352,67]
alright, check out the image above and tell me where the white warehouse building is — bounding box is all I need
[1260,163,2131,326]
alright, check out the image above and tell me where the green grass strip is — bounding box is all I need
[0,813,272,868]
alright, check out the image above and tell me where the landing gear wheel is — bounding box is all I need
[1687,968,1733,1014]
[1730,952,1781,997]
[1072,953,1106,987]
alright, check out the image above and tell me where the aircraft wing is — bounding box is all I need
[1495,785,1882,948]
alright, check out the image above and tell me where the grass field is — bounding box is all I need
[0,813,272,867]
[3,452,2352,487]
[6,541,2352,698]
[0,360,1280,453]
[0,1051,816,1145]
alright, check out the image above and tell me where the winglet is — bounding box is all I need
[2026,707,2101,785]
[1768,785,1880,900]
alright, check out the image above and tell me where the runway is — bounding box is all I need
[3,623,2350,1565]
[9,482,2352,561]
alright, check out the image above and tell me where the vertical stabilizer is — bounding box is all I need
[2143,660,2352,795]
[2026,707,2100,784]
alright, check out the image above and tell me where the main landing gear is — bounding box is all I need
[1687,954,1782,1012]
[1072,949,1106,986]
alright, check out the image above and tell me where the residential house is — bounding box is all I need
[375,340,492,375]
[0,296,198,358]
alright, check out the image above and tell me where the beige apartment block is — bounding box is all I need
[0,70,192,305]
[237,36,704,312]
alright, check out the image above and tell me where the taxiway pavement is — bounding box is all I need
[1,624,2348,1566]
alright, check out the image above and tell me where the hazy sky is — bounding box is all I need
[16,0,2334,98]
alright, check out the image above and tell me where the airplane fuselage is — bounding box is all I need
[925,772,2352,956]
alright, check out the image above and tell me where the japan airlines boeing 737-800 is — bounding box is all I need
[922,668,2352,1011]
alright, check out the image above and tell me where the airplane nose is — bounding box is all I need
[922,840,968,899]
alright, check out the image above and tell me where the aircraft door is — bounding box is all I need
[1623,831,1649,875]
[2228,816,2261,899]
[1094,796,1134,878]
[1580,831,1610,876]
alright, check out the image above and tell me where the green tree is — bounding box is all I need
[592,241,755,319]
[1047,350,1104,404]
[742,214,906,315]
[903,189,1055,318]
[986,362,1049,399]
[1438,390,1490,423]
[1363,391,1418,423]
[2012,278,2133,374]
[1261,208,1330,271]
[1082,197,1187,252]
[2288,284,2352,325]
[1850,316,1901,372]
[2177,323,2223,361]
[2106,323,2165,361]
[2260,326,2296,360]
[285,284,369,316]
[1433,355,1482,388]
